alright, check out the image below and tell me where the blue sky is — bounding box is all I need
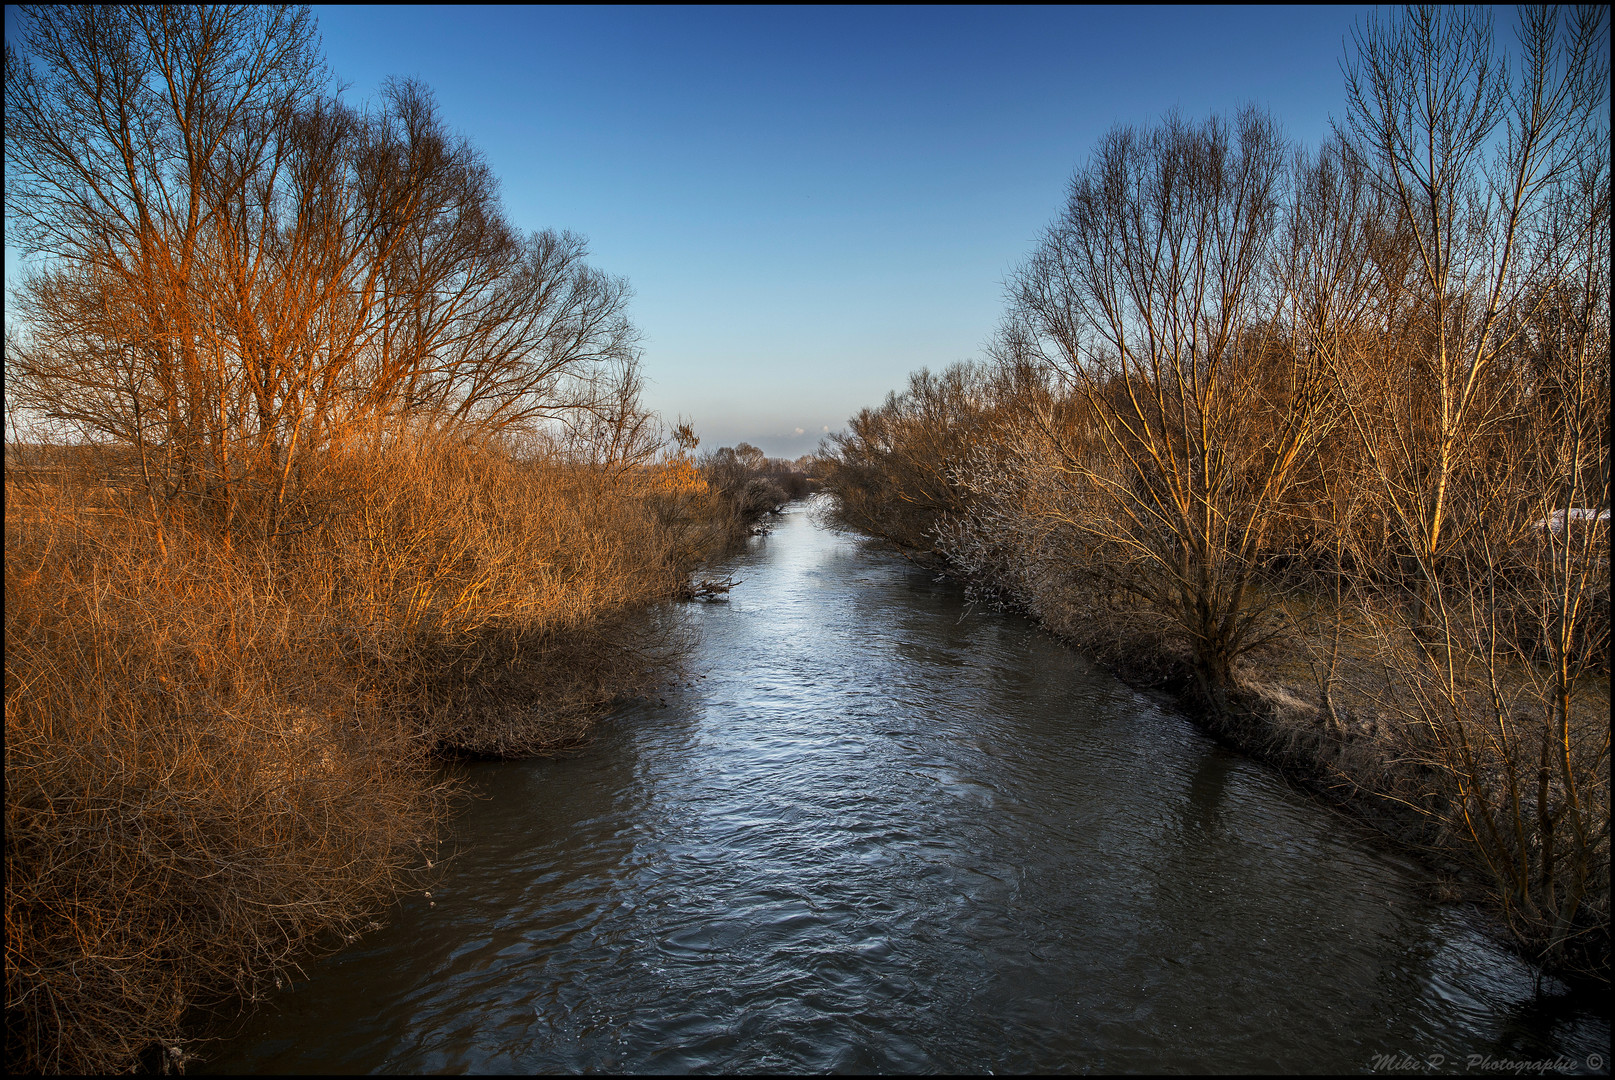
[6,4,1378,457]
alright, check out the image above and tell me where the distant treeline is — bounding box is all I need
[2,6,805,1074]
[699,440,817,533]
[820,6,1609,982]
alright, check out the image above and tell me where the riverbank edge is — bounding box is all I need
[3,445,814,1075]
[169,500,821,1070]
[862,536,1609,992]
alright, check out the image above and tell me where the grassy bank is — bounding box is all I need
[3,434,798,1073]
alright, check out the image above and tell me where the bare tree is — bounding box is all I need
[5,5,641,538]
[1333,3,1610,975]
[5,5,326,536]
[548,353,665,481]
[1335,4,1608,616]
[1001,108,1337,709]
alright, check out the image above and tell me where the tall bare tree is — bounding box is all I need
[1333,3,1610,974]
[1336,4,1608,614]
[5,5,640,538]
[1000,108,1339,708]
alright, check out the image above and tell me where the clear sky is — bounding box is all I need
[6,4,1381,458]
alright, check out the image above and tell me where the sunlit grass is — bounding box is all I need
[3,435,791,1072]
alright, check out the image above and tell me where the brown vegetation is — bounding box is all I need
[820,6,1609,980]
[698,441,814,542]
[3,429,757,1074]
[2,5,802,1073]
[5,447,442,1075]
[819,364,1006,561]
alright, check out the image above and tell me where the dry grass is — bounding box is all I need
[5,473,443,1074]
[4,435,733,1073]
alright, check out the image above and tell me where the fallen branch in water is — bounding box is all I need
[679,577,741,601]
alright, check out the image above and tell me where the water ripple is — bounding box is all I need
[203,499,1610,1074]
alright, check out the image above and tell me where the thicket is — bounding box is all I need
[819,5,1609,980]
[698,440,814,542]
[820,364,1010,561]
[2,6,787,1073]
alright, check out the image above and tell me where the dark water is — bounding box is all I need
[204,499,1608,1074]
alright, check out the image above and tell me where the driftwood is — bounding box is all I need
[679,577,741,601]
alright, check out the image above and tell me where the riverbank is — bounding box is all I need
[3,437,805,1074]
[868,531,1611,986]
[815,357,1609,986]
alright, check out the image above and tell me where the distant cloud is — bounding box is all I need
[794,427,805,435]
[821,425,830,433]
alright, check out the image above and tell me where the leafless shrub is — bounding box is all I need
[699,441,810,543]
[3,423,728,1071]
[304,431,699,756]
[4,456,447,1075]
[818,363,1002,561]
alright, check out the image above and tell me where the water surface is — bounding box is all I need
[204,499,1609,1074]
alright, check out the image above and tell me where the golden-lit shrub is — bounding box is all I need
[4,465,444,1075]
[4,432,730,1072]
[818,363,1003,561]
[305,434,698,755]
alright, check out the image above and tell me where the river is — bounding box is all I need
[203,497,1609,1074]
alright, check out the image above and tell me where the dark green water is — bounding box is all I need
[202,498,1609,1074]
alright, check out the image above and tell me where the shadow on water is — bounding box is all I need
[201,498,1610,1074]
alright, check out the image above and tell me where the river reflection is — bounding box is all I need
[203,498,1608,1074]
